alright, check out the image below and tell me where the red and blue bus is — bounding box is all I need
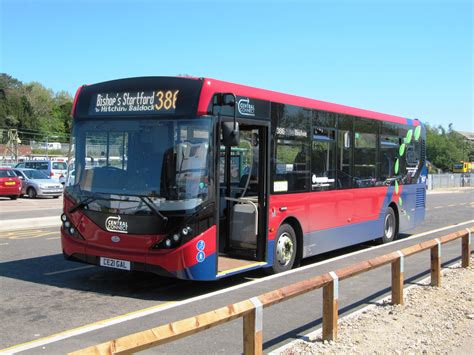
[61,77,426,280]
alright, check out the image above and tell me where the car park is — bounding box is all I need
[14,160,68,184]
[0,167,22,199]
[12,168,63,198]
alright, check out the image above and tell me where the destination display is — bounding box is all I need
[90,90,179,115]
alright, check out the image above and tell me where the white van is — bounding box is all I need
[14,160,68,183]
[44,142,62,150]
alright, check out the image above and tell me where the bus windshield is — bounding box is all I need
[69,117,213,212]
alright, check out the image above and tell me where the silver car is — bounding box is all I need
[12,168,63,198]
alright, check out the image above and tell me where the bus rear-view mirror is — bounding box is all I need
[222,121,240,147]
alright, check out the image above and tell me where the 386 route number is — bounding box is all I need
[155,90,179,111]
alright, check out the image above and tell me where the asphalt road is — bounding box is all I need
[0,189,472,354]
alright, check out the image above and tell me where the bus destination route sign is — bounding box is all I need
[89,90,179,115]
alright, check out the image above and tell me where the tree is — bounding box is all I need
[425,124,465,172]
[53,91,73,136]
[0,73,74,144]
[23,82,56,135]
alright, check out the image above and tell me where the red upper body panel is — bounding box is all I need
[197,78,418,126]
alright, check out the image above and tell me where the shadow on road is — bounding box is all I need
[0,252,266,302]
[0,234,415,303]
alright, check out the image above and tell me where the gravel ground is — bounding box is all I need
[280,256,474,354]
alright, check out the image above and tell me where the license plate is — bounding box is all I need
[99,257,131,271]
[5,181,16,185]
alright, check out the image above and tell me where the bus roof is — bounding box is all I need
[198,77,419,126]
[74,76,419,126]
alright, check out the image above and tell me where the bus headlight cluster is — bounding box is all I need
[154,226,193,249]
[61,213,83,240]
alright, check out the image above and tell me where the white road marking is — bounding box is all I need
[0,242,8,246]
[44,265,95,276]
[45,237,60,240]
[3,219,473,354]
[434,206,443,209]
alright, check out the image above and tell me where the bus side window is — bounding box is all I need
[353,118,377,188]
[273,103,311,193]
[337,130,352,188]
[311,127,336,191]
[379,135,399,183]
[336,114,353,189]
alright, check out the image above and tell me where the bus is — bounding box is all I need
[452,161,472,173]
[61,76,426,281]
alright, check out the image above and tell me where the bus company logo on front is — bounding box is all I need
[105,215,128,234]
[238,98,255,116]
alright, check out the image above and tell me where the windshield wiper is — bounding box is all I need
[69,195,97,213]
[139,196,168,224]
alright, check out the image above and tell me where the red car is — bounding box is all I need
[0,168,22,200]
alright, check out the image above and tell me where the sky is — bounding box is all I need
[1,0,472,131]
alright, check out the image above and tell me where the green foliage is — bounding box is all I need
[0,73,73,140]
[426,123,472,172]
[31,148,63,155]
[277,145,300,164]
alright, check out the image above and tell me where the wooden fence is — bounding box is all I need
[70,227,472,355]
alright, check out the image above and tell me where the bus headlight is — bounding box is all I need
[152,224,195,249]
[61,213,84,240]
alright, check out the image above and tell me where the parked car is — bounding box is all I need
[14,160,67,183]
[0,168,22,199]
[12,168,63,198]
[65,169,76,186]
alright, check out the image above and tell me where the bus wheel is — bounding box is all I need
[271,224,297,274]
[380,206,397,244]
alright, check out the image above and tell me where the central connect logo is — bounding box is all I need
[105,215,128,234]
[237,98,255,116]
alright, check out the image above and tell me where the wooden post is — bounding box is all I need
[322,272,339,341]
[462,229,471,268]
[430,238,441,287]
[243,297,263,355]
[391,251,404,305]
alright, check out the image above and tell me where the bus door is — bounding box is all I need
[218,123,268,266]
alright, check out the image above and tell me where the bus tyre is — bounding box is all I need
[27,187,37,199]
[379,206,397,244]
[270,224,297,274]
